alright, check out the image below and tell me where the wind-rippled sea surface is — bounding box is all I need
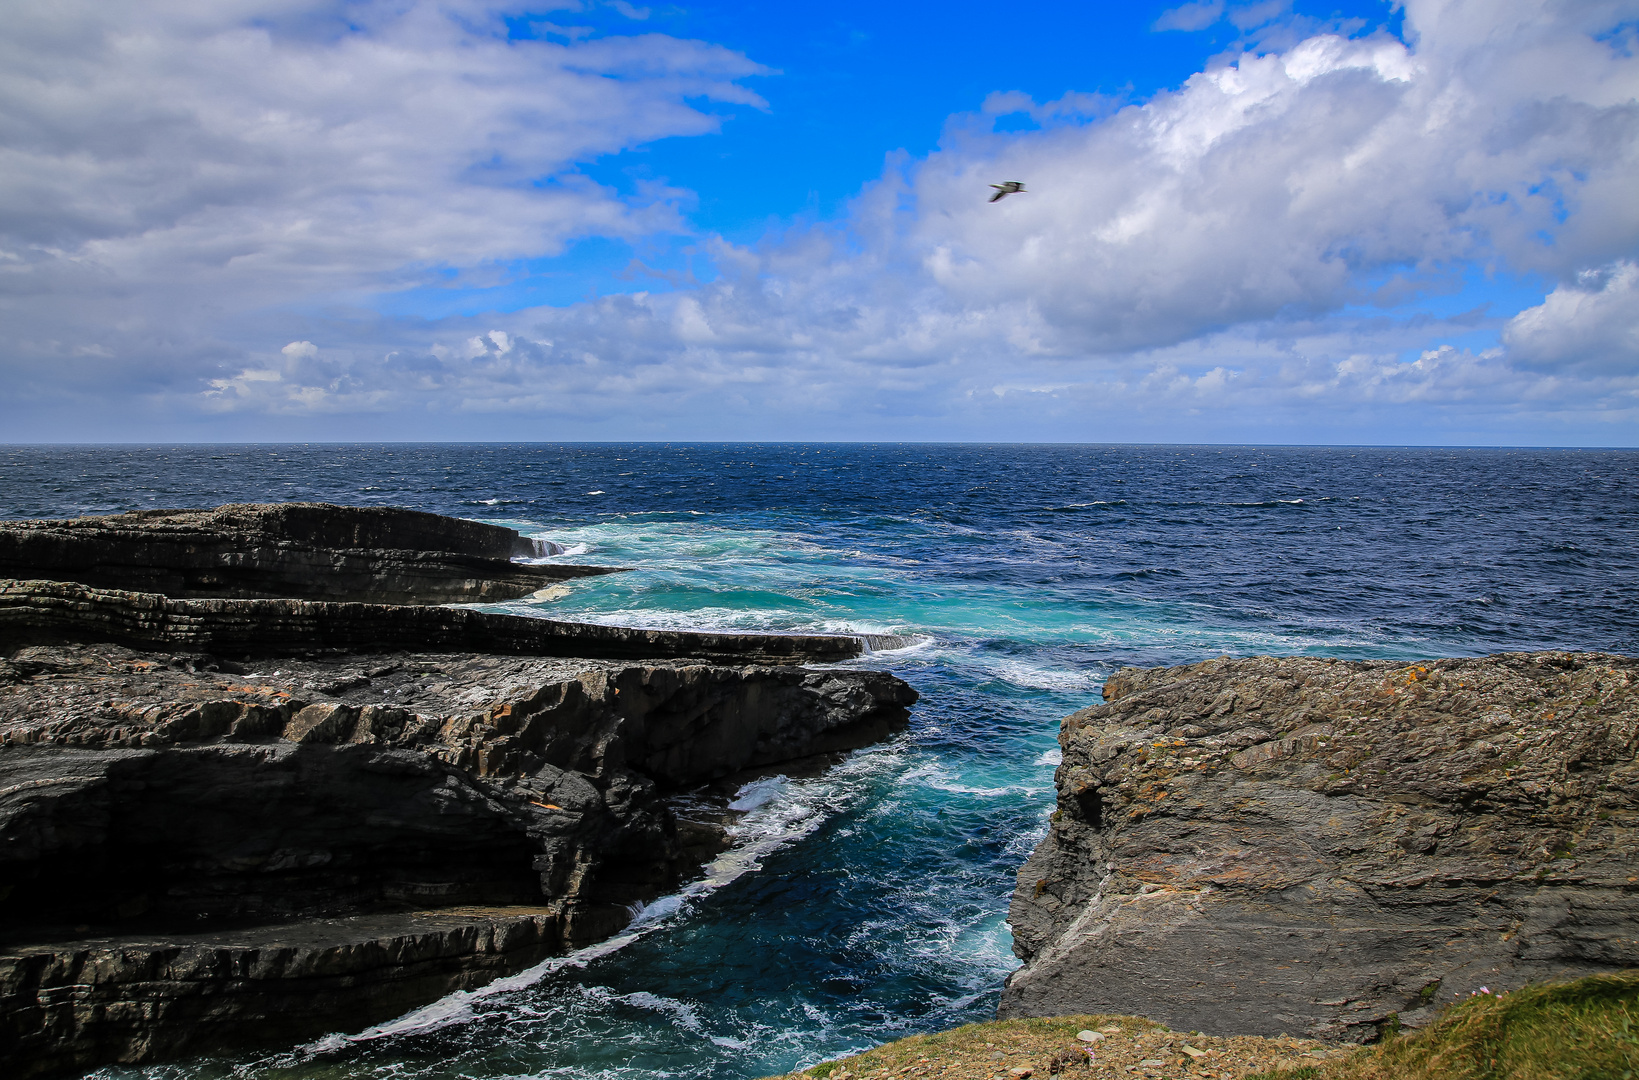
[3,443,1636,1080]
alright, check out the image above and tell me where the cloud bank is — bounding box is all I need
[3,0,1638,442]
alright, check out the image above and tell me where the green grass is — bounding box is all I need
[1248,972,1639,1080]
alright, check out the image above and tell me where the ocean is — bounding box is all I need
[2,443,1635,1080]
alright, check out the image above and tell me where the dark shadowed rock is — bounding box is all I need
[0,642,918,1075]
[0,579,867,665]
[0,503,619,604]
[1,908,564,1080]
[1000,652,1639,1042]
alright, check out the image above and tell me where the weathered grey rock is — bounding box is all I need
[1000,652,1639,1042]
[0,503,619,604]
[1,908,563,1079]
[0,641,917,1075]
[0,579,867,665]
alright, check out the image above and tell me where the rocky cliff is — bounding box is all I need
[0,503,619,604]
[0,641,917,1075]
[1001,652,1639,1042]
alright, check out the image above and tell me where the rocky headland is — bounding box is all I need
[0,503,621,604]
[0,503,919,1077]
[1002,652,1639,1043]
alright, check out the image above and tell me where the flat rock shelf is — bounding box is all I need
[0,579,869,665]
[0,503,623,605]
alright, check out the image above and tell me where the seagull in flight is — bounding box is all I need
[989,181,1026,202]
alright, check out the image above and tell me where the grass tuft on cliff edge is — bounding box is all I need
[1250,971,1639,1080]
[763,1014,1345,1079]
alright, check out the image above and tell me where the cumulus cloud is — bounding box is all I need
[0,0,764,402]
[1503,262,1639,374]
[4,0,1638,441]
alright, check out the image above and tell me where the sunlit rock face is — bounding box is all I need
[1002,652,1639,1042]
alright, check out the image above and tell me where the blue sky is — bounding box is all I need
[2,0,1636,444]
[386,0,1408,315]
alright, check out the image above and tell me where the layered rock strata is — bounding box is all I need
[0,503,618,604]
[4,909,561,1080]
[0,641,917,1075]
[1001,652,1639,1042]
[0,579,867,665]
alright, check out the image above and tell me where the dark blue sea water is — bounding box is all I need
[3,443,1636,1080]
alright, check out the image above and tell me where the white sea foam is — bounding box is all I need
[858,632,933,653]
[615,991,704,1033]
[970,657,1102,692]
[308,927,650,1049]
[898,758,1043,799]
[1035,748,1063,766]
[728,776,787,812]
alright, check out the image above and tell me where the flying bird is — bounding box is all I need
[989,181,1026,202]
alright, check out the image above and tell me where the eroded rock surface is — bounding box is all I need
[0,641,917,1075]
[0,503,618,604]
[1001,652,1639,1042]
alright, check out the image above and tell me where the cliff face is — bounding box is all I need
[0,642,916,935]
[0,641,918,1074]
[1000,652,1639,1042]
[0,503,618,604]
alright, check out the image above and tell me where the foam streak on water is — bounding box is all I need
[4,443,1634,1080]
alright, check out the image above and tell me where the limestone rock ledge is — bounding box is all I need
[0,579,866,665]
[0,503,622,605]
[1000,652,1639,1042]
[0,642,918,1076]
[2,908,560,1080]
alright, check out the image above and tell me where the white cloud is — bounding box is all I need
[1155,2,1226,33]
[1503,262,1639,374]
[3,0,1638,442]
[0,0,764,400]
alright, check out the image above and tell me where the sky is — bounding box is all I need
[2,0,1637,445]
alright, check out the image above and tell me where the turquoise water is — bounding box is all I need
[3,443,1635,1080]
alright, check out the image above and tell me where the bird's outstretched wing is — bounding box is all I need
[989,189,1007,202]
